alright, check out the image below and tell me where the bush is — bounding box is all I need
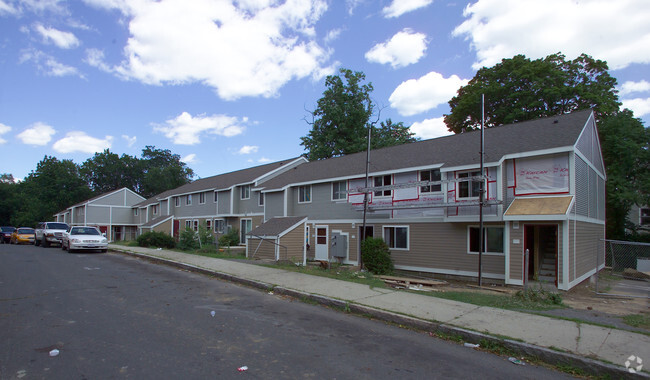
[361,237,394,275]
[197,223,214,246]
[218,228,239,247]
[136,231,176,249]
[178,227,199,251]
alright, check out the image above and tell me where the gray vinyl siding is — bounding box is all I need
[264,192,285,219]
[175,192,215,218]
[217,190,231,215]
[86,206,109,224]
[113,207,135,224]
[160,199,169,216]
[293,182,362,220]
[575,155,589,217]
[236,192,264,215]
[125,190,144,206]
[388,222,505,277]
[278,224,305,262]
[508,223,524,281]
[569,220,604,283]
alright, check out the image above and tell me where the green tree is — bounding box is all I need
[0,174,18,225]
[140,146,194,198]
[80,149,142,194]
[444,53,620,133]
[598,110,650,238]
[301,68,417,160]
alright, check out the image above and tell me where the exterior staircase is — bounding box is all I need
[538,240,556,284]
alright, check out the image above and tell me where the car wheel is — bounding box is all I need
[42,239,49,248]
[61,242,66,250]
[68,248,75,253]
[34,239,39,246]
[101,249,107,253]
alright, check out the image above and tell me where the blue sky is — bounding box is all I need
[1,0,649,182]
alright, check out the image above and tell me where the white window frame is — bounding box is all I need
[214,190,218,203]
[240,218,252,244]
[258,192,264,206]
[193,220,199,232]
[152,204,158,216]
[186,194,192,205]
[332,181,347,201]
[298,185,311,203]
[206,219,212,231]
[175,196,180,207]
[374,175,392,197]
[241,185,251,200]
[640,207,650,226]
[133,208,138,216]
[199,192,206,204]
[457,170,481,200]
[467,226,505,255]
[382,225,409,250]
[420,169,441,193]
[214,219,225,233]
[185,220,192,229]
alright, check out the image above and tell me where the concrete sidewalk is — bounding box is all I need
[109,244,649,378]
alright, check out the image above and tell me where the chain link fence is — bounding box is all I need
[595,239,650,298]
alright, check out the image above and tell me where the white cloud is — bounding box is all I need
[17,122,56,145]
[181,153,197,164]
[121,134,136,147]
[365,29,427,68]
[52,132,113,153]
[622,97,650,118]
[238,145,259,154]
[389,71,469,116]
[382,0,433,18]
[0,122,11,144]
[85,48,112,72]
[90,0,330,100]
[410,117,452,139]
[20,48,82,77]
[453,0,650,70]
[153,112,246,145]
[620,80,650,96]
[257,157,271,163]
[34,24,80,49]
[0,1,18,15]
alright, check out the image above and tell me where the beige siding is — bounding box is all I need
[381,222,505,277]
[249,238,277,260]
[509,224,524,281]
[152,219,172,235]
[569,220,604,282]
[278,224,305,262]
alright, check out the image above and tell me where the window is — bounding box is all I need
[468,226,504,254]
[133,208,138,216]
[214,191,218,203]
[458,171,481,199]
[206,219,212,230]
[641,208,650,225]
[374,175,392,197]
[383,226,408,250]
[199,192,206,204]
[193,220,198,232]
[214,219,225,233]
[332,181,346,200]
[420,169,441,193]
[241,185,250,200]
[185,220,192,229]
[258,192,264,206]
[186,194,192,205]
[175,197,180,207]
[298,185,311,203]
[152,205,158,215]
[240,219,252,244]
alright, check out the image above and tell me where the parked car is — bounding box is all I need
[0,226,15,244]
[10,227,35,244]
[62,226,108,253]
[35,222,70,247]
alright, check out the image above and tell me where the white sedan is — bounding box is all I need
[62,226,108,253]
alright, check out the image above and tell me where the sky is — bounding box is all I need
[1,0,649,182]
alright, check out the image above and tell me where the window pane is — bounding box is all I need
[395,227,407,249]
[486,227,504,253]
[420,170,430,193]
[469,227,480,252]
[383,228,392,247]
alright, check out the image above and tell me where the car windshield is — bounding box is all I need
[17,228,34,234]
[71,227,100,235]
[47,223,69,230]
[1,227,16,232]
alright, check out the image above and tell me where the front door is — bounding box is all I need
[315,226,328,260]
[524,224,558,286]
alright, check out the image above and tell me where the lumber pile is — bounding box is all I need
[379,275,447,291]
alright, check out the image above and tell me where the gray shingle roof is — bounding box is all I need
[259,110,593,191]
[248,216,307,237]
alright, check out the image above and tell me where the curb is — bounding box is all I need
[111,247,648,379]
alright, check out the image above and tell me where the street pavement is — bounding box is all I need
[109,244,650,378]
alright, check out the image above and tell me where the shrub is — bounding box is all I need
[178,227,199,251]
[218,228,239,247]
[136,231,176,249]
[197,223,214,246]
[361,237,394,275]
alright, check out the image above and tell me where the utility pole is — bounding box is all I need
[478,94,485,287]
[360,125,371,271]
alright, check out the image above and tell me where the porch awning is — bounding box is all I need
[503,196,573,221]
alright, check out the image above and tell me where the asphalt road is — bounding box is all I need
[0,244,574,379]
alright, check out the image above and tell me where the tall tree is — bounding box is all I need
[301,68,417,161]
[0,174,17,225]
[444,53,620,133]
[598,110,650,238]
[140,146,194,198]
[80,149,142,194]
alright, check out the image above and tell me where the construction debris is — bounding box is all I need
[379,275,446,291]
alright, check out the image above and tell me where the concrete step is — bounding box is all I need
[538,275,555,283]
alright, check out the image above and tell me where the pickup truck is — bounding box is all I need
[35,222,70,247]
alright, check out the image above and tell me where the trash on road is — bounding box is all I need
[508,357,525,365]
[210,311,216,317]
[49,349,60,357]
[463,343,479,348]
[237,366,248,372]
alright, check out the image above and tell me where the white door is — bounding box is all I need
[315,226,328,260]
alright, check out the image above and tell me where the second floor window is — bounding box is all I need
[214,191,218,203]
[152,205,158,215]
[374,175,392,197]
[199,192,206,204]
[186,194,192,205]
[332,181,346,200]
[241,185,251,200]
[420,169,441,193]
[458,171,481,199]
[175,197,180,207]
[299,185,311,203]
[259,192,264,206]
